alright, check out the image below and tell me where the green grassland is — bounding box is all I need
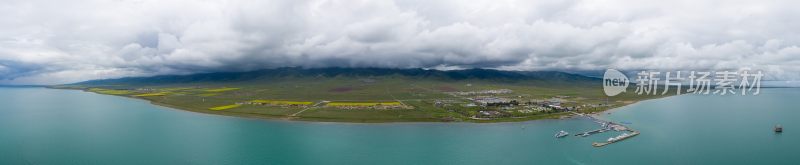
[59,75,675,123]
[88,88,133,95]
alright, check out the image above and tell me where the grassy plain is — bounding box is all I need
[58,76,674,122]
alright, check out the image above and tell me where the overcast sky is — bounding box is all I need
[1,0,799,85]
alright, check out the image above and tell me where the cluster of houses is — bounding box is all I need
[475,110,509,118]
[470,96,519,107]
[468,96,578,118]
[467,96,568,109]
[433,88,586,119]
[528,99,572,111]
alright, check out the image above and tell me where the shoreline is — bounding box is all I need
[592,94,682,121]
[49,86,673,124]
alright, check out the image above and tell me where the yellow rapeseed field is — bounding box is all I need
[251,100,313,105]
[209,104,241,110]
[205,87,240,92]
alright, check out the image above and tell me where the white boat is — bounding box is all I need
[555,131,569,138]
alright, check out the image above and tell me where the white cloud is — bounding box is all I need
[0,0,799,84]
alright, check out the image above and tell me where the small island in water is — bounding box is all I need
[53,67,674,123]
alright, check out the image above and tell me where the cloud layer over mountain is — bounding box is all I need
[1,0,799,84]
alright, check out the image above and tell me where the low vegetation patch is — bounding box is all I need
[133,92,169,97]
[160,87,192,91]
[327,101,402,106]
[197,93,218,97]
[205,87,240,92]
[88,88,132,95]
[209,104,241,110]
[250,100,314,105]
[328,87,356,93]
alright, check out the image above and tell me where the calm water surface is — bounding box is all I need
[0,87,797,164]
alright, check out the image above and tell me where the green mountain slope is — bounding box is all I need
[73,67,598,86]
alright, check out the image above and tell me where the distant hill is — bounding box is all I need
[72,67,599,86]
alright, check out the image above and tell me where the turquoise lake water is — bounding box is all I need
[0,87,797,164]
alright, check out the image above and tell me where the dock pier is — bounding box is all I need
[574,128,609,137]
[569,112,640,147]
[592,131,639,147]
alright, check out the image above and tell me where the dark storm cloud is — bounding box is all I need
[0,60,47,80]
[1,0,799,84]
